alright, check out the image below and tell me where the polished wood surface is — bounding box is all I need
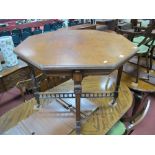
[58,24,96,32]
[0,72,133,135]
[125,56,155,86]
[14,30,137,71]
[0,60,30,93]
[68,24,96,30]
[124,73,155,93]
[3,98,97,135]
[122,54,155,92]
[0,60,27,78]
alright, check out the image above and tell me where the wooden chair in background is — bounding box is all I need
[107,93,151,135]
[117,22,155,83]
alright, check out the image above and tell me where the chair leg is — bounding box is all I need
[145,53,150,80]
[124,129,134,135]
[149,46,154,70]
[136,55,140,83]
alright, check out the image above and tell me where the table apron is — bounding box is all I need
[42,69,114,77]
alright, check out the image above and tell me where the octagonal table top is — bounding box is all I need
[14,30,138,71]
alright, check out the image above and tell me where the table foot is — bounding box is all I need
[108,99,118,107]
[33,104,42,111]
[131,82,138,88]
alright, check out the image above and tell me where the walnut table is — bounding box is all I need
[14,30,138,134]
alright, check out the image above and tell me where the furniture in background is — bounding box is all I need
[117,19,132,30]
[12,29,22,36]
[21,31,31,41]
[0,19,59,33]
[117,19,151,30]
[0,60,29,93]
[23,27,32,34]
[0,23,7,28]
[32,29,42,35]
[12,29,22,44]
[67,24,96,30]
[107,93,151,135]
[68,19,79,26]
[106,71,155,135]
[117,23,155,83]
[58,24,97,31]
[0,31,11,36]
[43,24,51,32]
[12,34,21,47]
[95,19,118,31]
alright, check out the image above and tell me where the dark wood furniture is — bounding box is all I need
[68,24,96,30]
[0,19,59,32]
[124,74,154,134]
[58,24,97,31]
[119,24,155,81]
[14,30,137,134]
[0,60,30,93]
[96,19,118,30]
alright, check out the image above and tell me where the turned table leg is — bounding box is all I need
[73,71,83,135]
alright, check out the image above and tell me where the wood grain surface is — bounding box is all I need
[0,60,27,78]
[14,30,137,71]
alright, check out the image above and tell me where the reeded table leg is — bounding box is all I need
[73,71,83,135]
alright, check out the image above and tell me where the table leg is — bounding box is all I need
[73,71,83,134]
[30,66,40,108]
[111,66,123,105]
